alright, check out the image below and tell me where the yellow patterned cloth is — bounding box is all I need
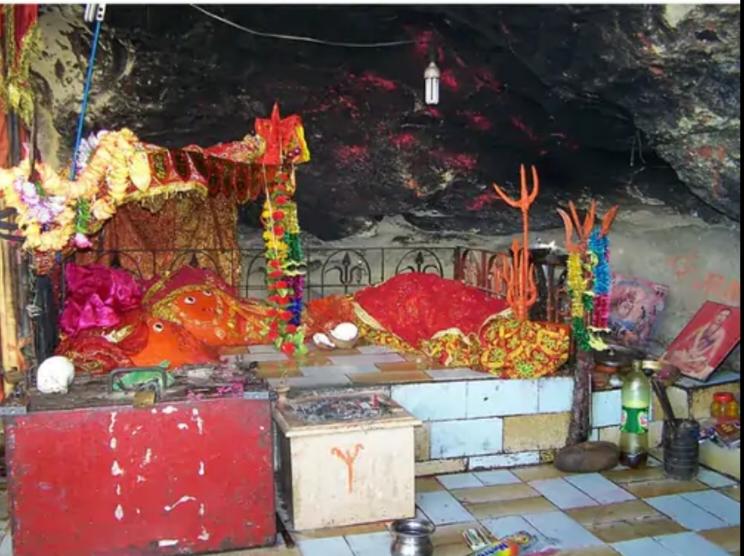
[480,317,571,378]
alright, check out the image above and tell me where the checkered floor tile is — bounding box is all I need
[0,459,739,555]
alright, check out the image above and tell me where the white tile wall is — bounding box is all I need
[392,382,468,421]
[466,380,539,418]
[592,389,623,428]
[430,418,504,458]
[538,377,574,413]
[468,451,541,470]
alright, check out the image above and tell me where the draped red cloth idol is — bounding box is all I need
[353,273,509,347]
[60,263,144,336]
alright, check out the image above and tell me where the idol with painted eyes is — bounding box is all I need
[129,316,217,368]
[149,284,270,347]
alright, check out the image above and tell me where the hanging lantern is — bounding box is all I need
[424,60,441,105]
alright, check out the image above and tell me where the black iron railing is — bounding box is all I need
[35,245,569,369]
[65,246,457,300]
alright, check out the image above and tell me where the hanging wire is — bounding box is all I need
[189,4,415,48]
[69,17,104,180]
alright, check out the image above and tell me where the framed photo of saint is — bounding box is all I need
[661,301,741,381]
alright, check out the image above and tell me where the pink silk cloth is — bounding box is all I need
[60,263,144,336]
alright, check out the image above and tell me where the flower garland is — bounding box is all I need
[0,129,151,252]
[588,228,611,328]
[260,170,307,356]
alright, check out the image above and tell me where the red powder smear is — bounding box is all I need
[474,69,504,94]
[467,190,500,211]
[461,111,492,131]
[510,116,539,142]
[413,30,434,57]
[391,132,417,149]
[636,32,654,50]
[404,177,426,198]
[410,28,445,62]
[335,145,370,165]
[306,91,360,119]
[358,71,397,91]
[433,150,478,172]
[440,69,460,92]
[697,145,726,161]
[338,95,361,119]
[425,106,444,119]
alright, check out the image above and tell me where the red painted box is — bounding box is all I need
[2,369,276,556]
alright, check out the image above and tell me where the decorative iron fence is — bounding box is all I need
[39,245,568,367]
[64,246,458,300]
[64,246,568,315]
[454,246,571,323]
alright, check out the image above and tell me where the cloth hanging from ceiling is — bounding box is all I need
[0,4,38,380]
[0,4,40,126]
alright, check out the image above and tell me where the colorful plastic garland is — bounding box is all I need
[260,169,307,356]
[567,251,592,351]
[566,233,613,352]
[588,228,611,328]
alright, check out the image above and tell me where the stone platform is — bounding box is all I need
[222,343,577,474]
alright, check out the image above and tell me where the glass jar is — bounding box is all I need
[725,398,740,420]
[712,392,735,421]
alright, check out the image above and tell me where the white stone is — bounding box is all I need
[36,356,75,394]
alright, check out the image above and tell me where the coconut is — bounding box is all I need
[329,322,359,349]
[330,322,358,342]
[37,355,75,394]
[313,332,336,349]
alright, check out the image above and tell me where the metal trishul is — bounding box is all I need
[84,3,106,23]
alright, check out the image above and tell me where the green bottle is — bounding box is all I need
[619,360,651,468]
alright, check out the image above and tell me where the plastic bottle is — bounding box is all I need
[619,360,651,468]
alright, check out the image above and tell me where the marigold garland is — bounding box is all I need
[0,129,151,251]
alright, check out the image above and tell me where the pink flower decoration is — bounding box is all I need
[73,233,93,249]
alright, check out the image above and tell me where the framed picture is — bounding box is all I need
[661,301,741,381]
[609,274,669,346]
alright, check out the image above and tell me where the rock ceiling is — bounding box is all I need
[34,4,740,239]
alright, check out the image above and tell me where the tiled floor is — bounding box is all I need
[267,460,739,556]
[221,344,503,387]
[0,460,739,555]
